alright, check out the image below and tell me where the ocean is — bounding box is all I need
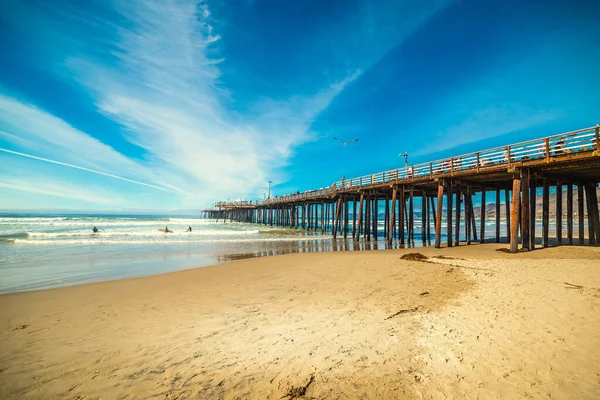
[0,213,526,293]
[0,214,336,293]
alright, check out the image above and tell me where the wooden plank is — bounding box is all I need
[521,169,530,250]
[556,182,562,245]
[567,184,573,245]
[542,180,549,247]
[447,181,453,247]
[510,176,521,253]
[496,189,501,243]
[435,181,444,248]
[578,185,584,245]
[455,184,462,246]
[481,189,486,244]
[388,187,397,244]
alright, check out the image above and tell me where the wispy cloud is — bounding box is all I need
[58,0,357,203]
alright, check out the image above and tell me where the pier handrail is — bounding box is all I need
[333,125,598,190]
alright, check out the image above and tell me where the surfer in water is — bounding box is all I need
[92,226,98,233]
[187,226,192,232]
[165,226,169,233]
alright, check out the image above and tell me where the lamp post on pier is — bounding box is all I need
[268,181,273,199]
[399,152,409,169]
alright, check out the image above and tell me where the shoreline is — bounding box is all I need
[1,245,599,399]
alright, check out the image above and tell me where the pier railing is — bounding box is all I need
[216,125,598,208]
[333,126,598,190]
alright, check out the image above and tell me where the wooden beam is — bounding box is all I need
[447,181,453,247]
[409,188,414,246]
[435,181,444,248]
[388,186,397,245]
[542,180,549,248]
[421,192,427,246]
[529,177,536,250]
[465,189,471,245]
[356,193,364,241]
[556,182,562,245]
[343,199,349,238]
[567,184,573,245]
[495,189,501,243]
[510,175,521,253]
[578,185,584,245]
[521,169,530,250]
[470,189,478,242]
[505,189,511,243]
[427,196,432,246]
[481,189,486,244]
[455,184,462,246]
[333,197,341,239]
[399,188,405,245]
[589,184,600,244]
[365,194,371,241]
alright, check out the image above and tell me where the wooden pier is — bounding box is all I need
[207,125,600,252]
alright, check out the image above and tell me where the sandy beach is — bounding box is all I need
[1,244,599,399]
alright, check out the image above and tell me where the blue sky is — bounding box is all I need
[1,0,599,210]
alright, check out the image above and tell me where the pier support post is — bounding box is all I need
[435,181,444,249]
[421,192,427,246]
[505,189,511,243]
[447,181,453,247]
[556,182,563,245]
[495,190,501,242]
[529,177,536,249]
[578,185,585,244]
[409,188,414,246]
[343,199,349,239]
[388,187,397,245]
[426,195,432,246]
[567,184,573,245]
[542,180,549,247]
[399,188,405,245]
[455,184,462,246]
[333,198,341,239]
[510,175,521,253]
[465,189,471,245]
[470,189,478,242]
[356,193,364,241]
[521,169,530,250]
[481,189,486,244]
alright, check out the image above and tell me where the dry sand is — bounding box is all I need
[1,244,599,399]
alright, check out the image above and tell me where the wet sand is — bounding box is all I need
[1,244,599,399]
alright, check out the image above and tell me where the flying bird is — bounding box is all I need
[333,137,360,147]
